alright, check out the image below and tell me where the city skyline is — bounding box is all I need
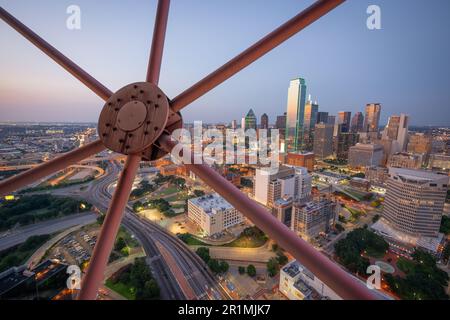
[1,0,450,126]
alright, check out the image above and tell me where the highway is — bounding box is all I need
[79,160,230,300]
[0,212,97,251]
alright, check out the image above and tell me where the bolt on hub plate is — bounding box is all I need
[98,82,170,155]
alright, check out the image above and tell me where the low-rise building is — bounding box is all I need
[286,152,315,171]
[187,193,244,236]
[388,152,422,169]
[279,260,341,300]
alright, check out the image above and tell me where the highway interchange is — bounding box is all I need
[59,160,230,300]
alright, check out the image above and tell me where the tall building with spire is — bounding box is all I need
[245,108,257,130]
[285,78,307,152]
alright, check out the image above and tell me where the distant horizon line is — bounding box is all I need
[0,120,448,129]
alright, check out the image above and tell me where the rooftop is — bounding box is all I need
[189,193,234,216]
[389,167,449,183]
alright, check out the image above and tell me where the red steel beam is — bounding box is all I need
[146,0,171,84]
[0,140,105,197]
[0,6,112,101]
[78,154,141,300]
[171,0,345,112]
[158,134,378,300]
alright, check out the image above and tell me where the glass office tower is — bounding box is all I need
[285,78,307,152]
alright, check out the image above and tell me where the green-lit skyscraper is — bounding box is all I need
[285,78,307,152]
[245,108,257,130]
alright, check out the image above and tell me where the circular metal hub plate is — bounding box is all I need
[98,82,169,155]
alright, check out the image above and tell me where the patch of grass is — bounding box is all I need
[105,279,136,300]
[223,227,267,248]
[178,233,210,246]
[158,186,178,196]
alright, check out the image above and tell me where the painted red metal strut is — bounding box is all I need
[158,134,378,300]
[78,0,172,300]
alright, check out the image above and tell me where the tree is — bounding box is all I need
[439,215,450,235]
[133,201,144,212]
[238,266,246,275]
[267,258,279,277]
[276,252,288,265]
[207,259,221,274]
[372,214,380,223]
[196,247,210,263]
[115,237,127,251]
[247,264,256,277]
[335,223,345,233]
[193,189,205,197]
[219,261,229,273]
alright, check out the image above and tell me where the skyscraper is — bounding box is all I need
[302,96,319,151]
[364,103,381,133]
[327,115,336,126]
[350,112,364,133]
[313,123,333,159]
[241,117,246,130]
[304,96,319,131]
[285,78,307,152]
[382,113,409,152]
[337,111,351,133]
[383,168,447,237]
[316,112,329,125]
[245,108,257,130]
[260,113,269,130]
[231,119,237,130]
[276,113,287,139]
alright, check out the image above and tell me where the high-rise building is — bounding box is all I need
[304,96,319,131]
[334,132,359,160]
[231,119,237,130]
[313,123,334,159]
[327,115,336,126]
[285,78,307,152]
[382,113,409,152]
[364,103,381,133]
[291,198,336,241]
[316,112,329,125]
[245,108,257,130]
[260,113,269,130]
[350,112,364,133]
[188,193,244,236]
[253,165,311,208]
[272,197,293,228]
[241,117,246,130]
[382,168,447,237]
[348,143,384,168]
[337,111,352,133]
[276,113,287,139]
[302,97,319,150]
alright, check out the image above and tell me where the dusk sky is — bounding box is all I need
[1,0,449,126]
